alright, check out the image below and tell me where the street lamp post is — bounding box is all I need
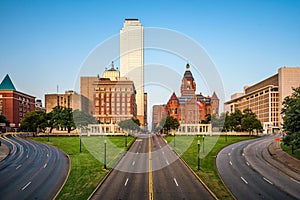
[104,139,107,169]
[197,140,200,170]
[174,132,176,147]
[80,134,82,153]
[202,135,205,153]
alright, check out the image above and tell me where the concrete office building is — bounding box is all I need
[45,90,83,113]
[120,19,146,126]
[225,67,300,133]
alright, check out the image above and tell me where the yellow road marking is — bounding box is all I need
[149,136,153,200]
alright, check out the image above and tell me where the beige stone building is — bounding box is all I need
[120,19,146,126]
[45,90,83,113]
[225,67,300,133]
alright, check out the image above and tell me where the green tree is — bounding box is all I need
[201,114,211,124]
[118,118,140,133]
[161,116,179,134]
[0,114,10,126]
[282,87,300,154]
[49,106,76,133]
[241,108,262,135]
[228,108,243,131]
[73,109,98,127]
[20,110,47,134]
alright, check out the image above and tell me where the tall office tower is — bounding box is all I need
[120,19,145,126]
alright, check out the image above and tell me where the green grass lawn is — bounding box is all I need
[281,143,300,160]
[165,135,257,199]
[31,136,135,200]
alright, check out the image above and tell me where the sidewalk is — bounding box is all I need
[0,141,9,162]
[268,141,300,180]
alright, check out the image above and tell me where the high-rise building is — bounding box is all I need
[224,67,300,133]
[0,74,35,131]
[120,19,145,126]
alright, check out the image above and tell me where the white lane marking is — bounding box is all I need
[242,153,245,156]
[228,153,231,156]
[232,147,235,150]
[263,177,273,185]
[136,152,139,154]
[162,151,165,154]
[159,145,162,148]
[241,177,248,184]
[16,164,22,170]
[21,181,31,190]
[124,178,129,186]
[44,163,47,168]
[132,161,135,166]
[166,159,169,165]
[290,178,300,184]
[246,162,250,166]
[229,161,232,165]
[47,154,49,157]
[26,155,28,158]
[173,178,179,186]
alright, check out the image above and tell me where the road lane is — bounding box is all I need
[0,134,69,199]
[216,136,295,200]
[91,134,215,200]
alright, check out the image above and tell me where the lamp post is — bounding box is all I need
[80,134,82,153]
[104,139,107,169]
[197,140,200,170]
[174,132,176,147]
[202,135,205,153]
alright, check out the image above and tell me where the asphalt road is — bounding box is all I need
[91,133,214,200]
[0,134,69,200]
[216,135,298,200]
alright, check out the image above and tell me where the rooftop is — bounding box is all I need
[0,74,16,90]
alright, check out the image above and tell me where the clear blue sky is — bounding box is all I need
[1,0,299,108]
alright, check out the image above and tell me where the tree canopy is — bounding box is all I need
[20,110,47,134]
[159,116,179,134]
[0,114,10,126]
[118,118,140,133]
[282,87,300,153]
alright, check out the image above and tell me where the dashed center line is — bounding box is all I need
[173,178,179,186]
[132,161,135,166]
[241,177,248,184]
[16,164,22,170]
[44,163,47,168]
[229,161,232,165]
[124,178,129,186]
[21,181,31,190]
[263,177,273,185]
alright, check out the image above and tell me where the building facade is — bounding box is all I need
[224,67,300,133]
[45,90,83,113]
[152,104,167,130]
[120,19,145,126]
[0,74,35,130]
[93,77,137,125]
[152,64,219,131]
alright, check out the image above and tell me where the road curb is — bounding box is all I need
[0,136,10,162]
[87,136,137,200]
[53,148,71,200]
[215,145,237,200]
[170,144,219,200]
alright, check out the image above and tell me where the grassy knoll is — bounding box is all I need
[165,135,257,199]
[281,143,300,160]
[32,136,135,200]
